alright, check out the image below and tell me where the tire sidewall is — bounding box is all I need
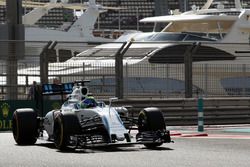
[12,109,38,145]
[138,107,166,132]
[54,112,81,150]
[54,113,67,150]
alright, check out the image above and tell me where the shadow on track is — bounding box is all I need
[36,142,174,154]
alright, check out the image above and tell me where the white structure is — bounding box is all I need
[23,0,116,59]
[20,0,250,75]
[70,0,250,64]
[17,0,250,95]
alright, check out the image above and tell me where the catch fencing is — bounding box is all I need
[0,41,250,100]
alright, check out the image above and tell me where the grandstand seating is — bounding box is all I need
[95,0,250,32]
[1,0,250,31]
[0,5,5,23]
[96,0,155,31]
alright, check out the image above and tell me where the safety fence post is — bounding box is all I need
[197,96,204,132]
[6,0,24,100]
[115,41,133,99]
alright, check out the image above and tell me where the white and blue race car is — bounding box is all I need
[12,80,171,150]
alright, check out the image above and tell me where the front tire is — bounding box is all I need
[53,112,81,150]
[12,108,38,145]
[138,107,166,148]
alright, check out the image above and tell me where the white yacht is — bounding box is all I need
[24,0,116,60]
[21,0,250,73]
[0,0,120,62]
[17,0,250,96]
[70,0,250,65]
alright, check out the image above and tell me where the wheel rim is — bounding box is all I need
[138,112,147,132]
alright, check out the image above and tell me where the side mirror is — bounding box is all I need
[109,97,118,107]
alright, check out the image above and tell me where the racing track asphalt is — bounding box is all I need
[1,125,250,167]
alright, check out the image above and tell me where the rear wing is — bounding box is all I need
[42,82,74,96]
[42,80,90,96]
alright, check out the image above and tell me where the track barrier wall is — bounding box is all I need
[113,97,250,126]
[1,97,250,131]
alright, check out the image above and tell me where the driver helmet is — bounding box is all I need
[79,96,98,109]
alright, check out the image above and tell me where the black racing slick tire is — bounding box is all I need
[138,107,166,148]
[53,112,81,150]
[12,108,38,145]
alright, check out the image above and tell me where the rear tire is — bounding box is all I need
[138,107,166,148]
[12,108,38,145]
[53,112,81,150]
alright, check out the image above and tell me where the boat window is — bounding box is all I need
[146,33,186,41]
[133,33,156,41]
[115,33,156,42]
[183,32,224,41]
[115,33,138,42]
[208,33,226,40]
[184,34,216,41]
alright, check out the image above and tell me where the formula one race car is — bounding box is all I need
[12,80,171,150]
